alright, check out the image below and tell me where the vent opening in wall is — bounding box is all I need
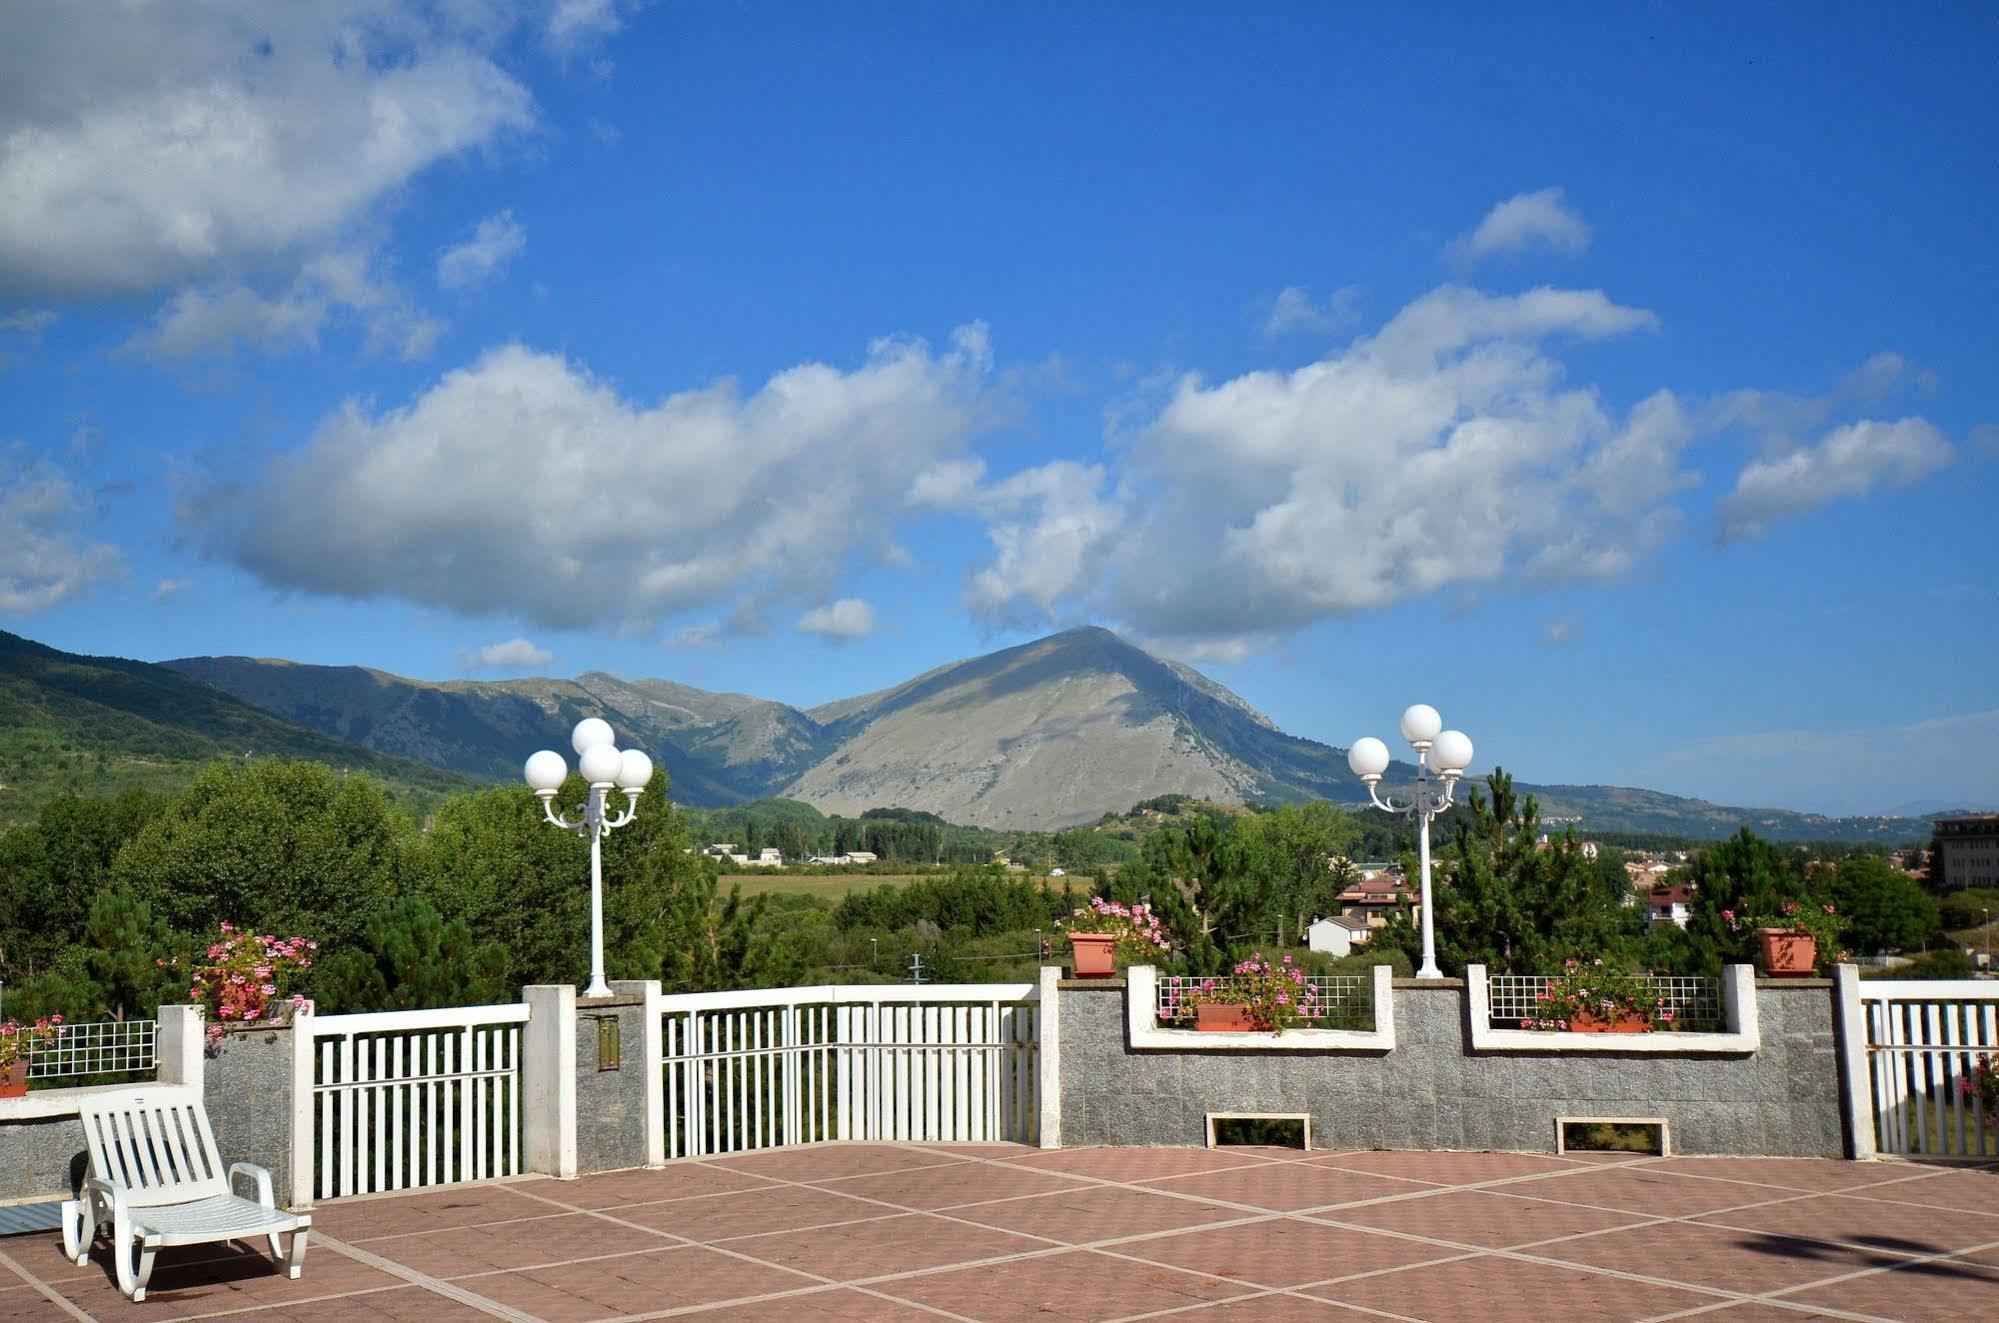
[1208,1113,1310,1149]
[1558,1116,1668,1156]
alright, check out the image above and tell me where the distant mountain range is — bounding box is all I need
[150,626,1940,843]
[0,630,476,823]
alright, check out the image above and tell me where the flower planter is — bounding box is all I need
[1067,931,1119,979]
[0,1060,27,1098]
[1756,928,1817,978]
[1567,1009,1652,1034]
[1195,1003,1256,1032]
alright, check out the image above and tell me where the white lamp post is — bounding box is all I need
[1348,704,1475,981]
[525,719,654,998]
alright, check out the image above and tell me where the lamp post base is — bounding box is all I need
[584,977,613,999]
[1415,961,1443,980]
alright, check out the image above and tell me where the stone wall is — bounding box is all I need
[574,995,651,1175]
[1057,979,1846,1156]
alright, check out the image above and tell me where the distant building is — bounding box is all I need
[1306,913,1374,957]
[1934,815,1999,893]
[1645,883,1693,931]
[806,850,881,866]
[1336,875,1412,930]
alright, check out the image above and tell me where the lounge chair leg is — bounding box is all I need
[116,1232,156,1303]
[59,1199,87,1266]
[285,1228,309,1280]
[266,1232,282,1261]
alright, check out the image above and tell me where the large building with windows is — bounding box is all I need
[1933,813,1999,893]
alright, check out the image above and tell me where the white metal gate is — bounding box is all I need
[300,1004,530,1200]
[658,984,1039,1158]
[1859,979,1998,1158]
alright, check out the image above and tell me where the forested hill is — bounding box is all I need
[0,630,478,823]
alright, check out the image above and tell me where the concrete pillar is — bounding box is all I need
[522,985,578,1178]
[1833,964,1876,1160]
[286,1006,315,1208]
[610,980,665,1167]
[155,1004,204,1092]
[1036,964,1061,1149]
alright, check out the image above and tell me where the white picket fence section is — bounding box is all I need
[1858,979,1999,1159]
[657,984,1040,1158]
[297,1004,530,1201]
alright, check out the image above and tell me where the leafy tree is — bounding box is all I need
[1681,828,1818,975]
[17,887,181,1020]
[1428,769,1632,975]
[0,788,160,981]
[314,896,508,1012]
[1827,856,1939,955]
[112,762,405,949]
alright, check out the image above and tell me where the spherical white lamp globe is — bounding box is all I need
[616,749,653,792]
[1399,704,1443,747]
[571,717,616,756]
[523,749,568,794]
[578,742,623,786]
[1429,729,1474,775]
[1347,736,1391,780]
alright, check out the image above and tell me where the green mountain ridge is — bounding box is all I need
[0,631,478,823]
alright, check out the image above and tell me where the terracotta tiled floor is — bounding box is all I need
[5,1144,1998,1321]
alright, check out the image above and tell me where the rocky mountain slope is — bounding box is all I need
[160,628,1939,841]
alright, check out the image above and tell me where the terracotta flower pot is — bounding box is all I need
[1067,931,1119,978]
[0,1060,27,1098]
[1195,1003,1256,1032]
[1756,928,1817,978]
[1567,1009,1651,1034]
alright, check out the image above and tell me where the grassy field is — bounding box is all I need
[727,871,1095,902]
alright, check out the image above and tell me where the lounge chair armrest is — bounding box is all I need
[84,1175,128,1214]
[229,1162,277,1209]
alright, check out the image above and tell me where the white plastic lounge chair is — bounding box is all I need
[59,1087,309,1302]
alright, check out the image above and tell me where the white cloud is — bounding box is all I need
[1539,615,1586,648]
[547,0,625,53]
[796,598,877,641]
[151,578,194,603]
[668,622,721,650]
[963,461,1122,629]
[128,251,444,362]
[438,211,526,290]
[1261,285,1357,339]
[1,310,55,336]
[1719,417,1954,541]
[963,285,1681,644]
[1447,188,1591,265]
[0,7,535,302]
[194,325,993,630]
[0,458,125,612]
[459,636,554,671]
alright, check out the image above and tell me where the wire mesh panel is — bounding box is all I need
[25,1018,156,1081]
[1155,975,1372,1029]
[659,986,1040,1159]
[1487,974,1724,1032]
[1861,984,1998,1159]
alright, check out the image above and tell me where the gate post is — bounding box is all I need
[523,985,578,1178]
[288,1005,316,1206]
[1833,964,1875,1161]
[1036,964,1061,1149]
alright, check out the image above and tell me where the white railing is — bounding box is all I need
[1486,973,1724,1031]
[299,1003,530,1201]
[1858,979,1999,1159]
[658,984,1039,1158]
[26,1018,156,1081]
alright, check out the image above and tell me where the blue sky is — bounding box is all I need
[1,3,1994,816]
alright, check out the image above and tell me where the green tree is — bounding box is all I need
[111,762,406,949]
[1827,856,1939,955]
[313,896,509,1012]
[1682,829,1817,975]
[19,887,181,1021]
[0,788,160,981]
[1428,769,1632,975]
